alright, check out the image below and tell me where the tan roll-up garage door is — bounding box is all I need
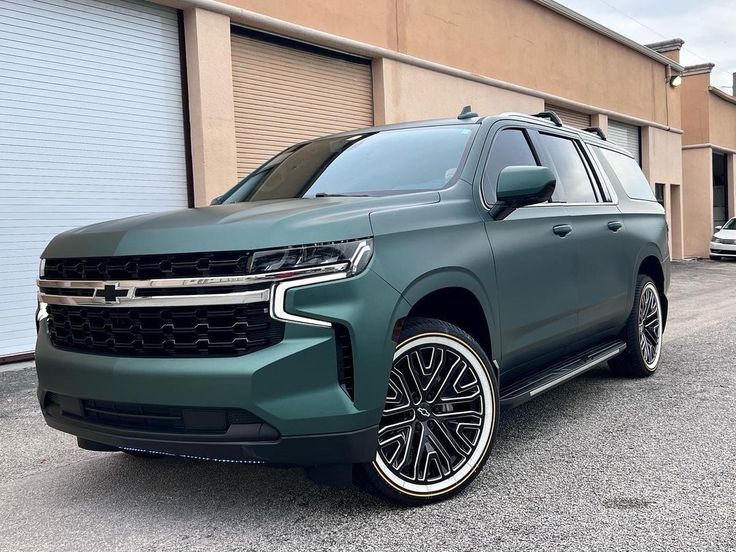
[231,31,374,178]
[545,104,591,129]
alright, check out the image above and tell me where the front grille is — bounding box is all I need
[45,393,265,434]
[46,303,284,357]
[43,251,253,280]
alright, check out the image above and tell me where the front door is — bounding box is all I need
[480,127,579,377]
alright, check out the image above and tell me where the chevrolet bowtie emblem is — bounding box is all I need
[95,283,129,303]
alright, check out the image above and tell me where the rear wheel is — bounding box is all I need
[355,317,499,505]
[610,275,663,377]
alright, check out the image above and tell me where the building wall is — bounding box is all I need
[709,92,736,152]
[641,127,684,258]
[682,147,713,257]
[680,73,710,146]
[222,0,676,126]
[374,58,543,124]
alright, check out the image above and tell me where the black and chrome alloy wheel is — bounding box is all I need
[357,318,498,503]
[638,281,662,370]
[610,274,664,378]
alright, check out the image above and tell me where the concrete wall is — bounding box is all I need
[374,58,543,124]
[682,147,713,257]
[223,0,676,126]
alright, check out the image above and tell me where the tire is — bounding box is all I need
[710,255,721,261]
[609,275,664,378]
[355,317,499,505]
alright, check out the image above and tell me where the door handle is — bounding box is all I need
[552,224,573,237]
[608,221,623,232]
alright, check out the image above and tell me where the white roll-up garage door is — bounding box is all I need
[607,120,641,165]
[545,104,591,129]
[232,31,374,178]
[0,0,189,359]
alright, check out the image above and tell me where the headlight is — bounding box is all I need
[250,238,373,276]
[712,236,722,243]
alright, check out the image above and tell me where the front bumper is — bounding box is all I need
[710,241,736,257]
[35,268,409,465]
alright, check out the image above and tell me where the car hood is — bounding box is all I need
[42,193,439,258]
[714,229,736,240]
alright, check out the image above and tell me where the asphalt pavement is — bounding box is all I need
[1,259,734,551]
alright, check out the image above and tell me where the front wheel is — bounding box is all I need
[610,275,664,377]
[355,317,499,505]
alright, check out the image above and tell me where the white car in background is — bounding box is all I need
[710,217,736,260]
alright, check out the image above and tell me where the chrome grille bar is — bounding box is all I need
[37,263,348,308]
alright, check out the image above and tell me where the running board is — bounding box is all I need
[499,340,627,408]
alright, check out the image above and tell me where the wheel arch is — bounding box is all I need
[399,269,497,374]
[636,253,668,328]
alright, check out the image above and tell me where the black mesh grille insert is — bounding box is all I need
[335,324,355,400]
[45,393,264,434]
[43,251,253,280]
[46,303,284,357]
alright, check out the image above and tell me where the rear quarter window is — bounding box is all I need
[592,146,656,201]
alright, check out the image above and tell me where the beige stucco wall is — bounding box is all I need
[682,147,713,257]
[640,127,684,259]
[641,126,683,186]
[221,0,676,126]
[709,93,736,152]
[680,73,710,145]
[374,58,543,124]
[183,8,239,206]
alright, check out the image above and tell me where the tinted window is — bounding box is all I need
[539,134,598,203]
[593,146,656,201]
[219,126,476,203]
[724,218,736,230]
[483,129,538,203]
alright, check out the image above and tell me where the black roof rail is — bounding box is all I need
[582,126,607,140]
[458,105,479,120]
[532,111,563,127]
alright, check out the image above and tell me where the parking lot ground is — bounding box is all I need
[1,260,734,551]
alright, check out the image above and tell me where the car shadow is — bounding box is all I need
[49,363,627,514]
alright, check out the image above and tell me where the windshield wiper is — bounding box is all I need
[313,192,371,198]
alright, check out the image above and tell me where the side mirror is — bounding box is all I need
[715,225,723,231]
[489,166,556,220]
[210,195,223,206]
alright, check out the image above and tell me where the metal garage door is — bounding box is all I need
[608,120,641,165]
[545,104,591,129]
[0,0,189,359]
[231,30,373,178]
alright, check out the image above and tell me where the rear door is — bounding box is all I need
[536,132,631,348]
[481,125,578,376]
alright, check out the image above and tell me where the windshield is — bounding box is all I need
[724,218,736,230]
[218,125,476,203]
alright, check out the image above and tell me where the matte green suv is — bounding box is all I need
[35,109,669,505]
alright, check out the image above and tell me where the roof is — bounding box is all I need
[531,0,684,72]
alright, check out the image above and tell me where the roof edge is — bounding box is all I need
[683,63,716,76]
[531,0,684,72]
[709,86,736,105]
[645,38,685,53]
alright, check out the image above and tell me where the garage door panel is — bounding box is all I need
[0,0,187,357]
[607,120,641,165]
[232,32,373,178]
